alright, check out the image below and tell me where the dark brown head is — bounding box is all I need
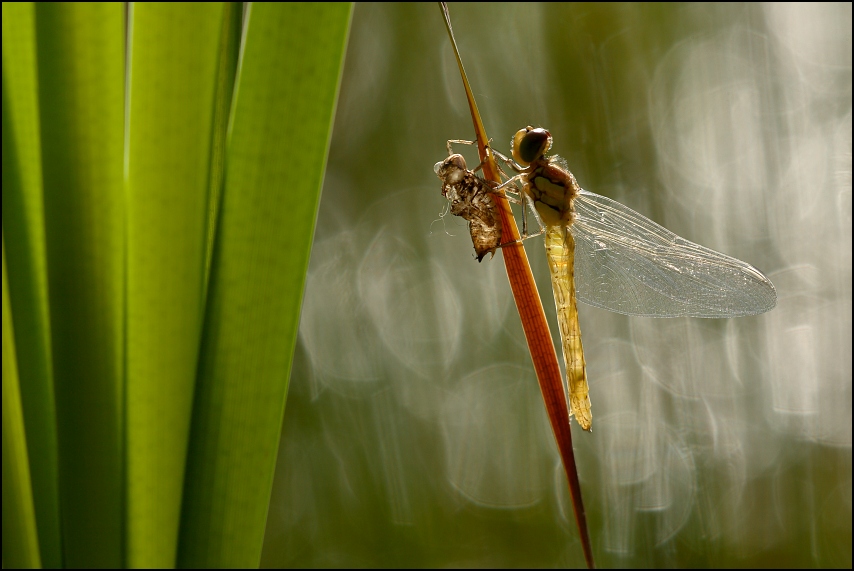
[511,126,552,166]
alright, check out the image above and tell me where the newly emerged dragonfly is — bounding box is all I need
[439,127,777,431]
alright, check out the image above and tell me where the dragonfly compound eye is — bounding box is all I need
[512,126,552,166]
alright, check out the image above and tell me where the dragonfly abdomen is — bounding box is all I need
[544,224,592,431]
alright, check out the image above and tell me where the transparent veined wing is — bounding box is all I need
[571,188,777,318]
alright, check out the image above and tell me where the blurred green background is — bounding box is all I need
[261,3,851,568]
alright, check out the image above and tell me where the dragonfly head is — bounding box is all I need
[511,126,552,166]
[434,154,468,184]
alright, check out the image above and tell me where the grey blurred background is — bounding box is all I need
[261,3,851,567]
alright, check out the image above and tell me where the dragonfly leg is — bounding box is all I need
[511,192,546,239]
[485,168,545,243]
[494,191,546,250]
[491,147,526,173]
[522,192,546,238]
[444,138,526,175]
[495,227,545,249]
[498,187,522,204]
[492,174,527,192]
[446,139,511,178]
[444,138,526,193]
[446,138,476,155]
[446,138,496,158]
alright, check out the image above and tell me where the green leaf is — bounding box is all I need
[3,237,42,570]
[2,2,351,567]
[124,3,236,567]
[2,2,61,567]
[35,3,126,568]
[177,3,352,567]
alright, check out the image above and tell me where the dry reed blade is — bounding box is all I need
[438,3,595,568]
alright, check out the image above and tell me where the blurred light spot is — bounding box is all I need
[358,226,462,377]
[440,364,551,508]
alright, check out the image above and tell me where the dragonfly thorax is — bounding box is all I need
[529,163,579,226]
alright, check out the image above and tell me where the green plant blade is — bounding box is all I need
[35,3,126,567]
[2,236,42,570]
[204,3,244,289]
[124,3,235,567]
[1,2,61,566]
[177,3,352,567]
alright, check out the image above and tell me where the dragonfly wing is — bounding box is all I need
[570,189,777,318]
[544,224,592,430]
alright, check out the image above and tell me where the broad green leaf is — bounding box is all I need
[177,3,352,567]
[1,2,61,567]
[125,3,235,567]
[3,3,352,567]
[36,3,125,567]
[2,237,42,570]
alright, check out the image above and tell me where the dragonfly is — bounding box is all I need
[439,126,777,431]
